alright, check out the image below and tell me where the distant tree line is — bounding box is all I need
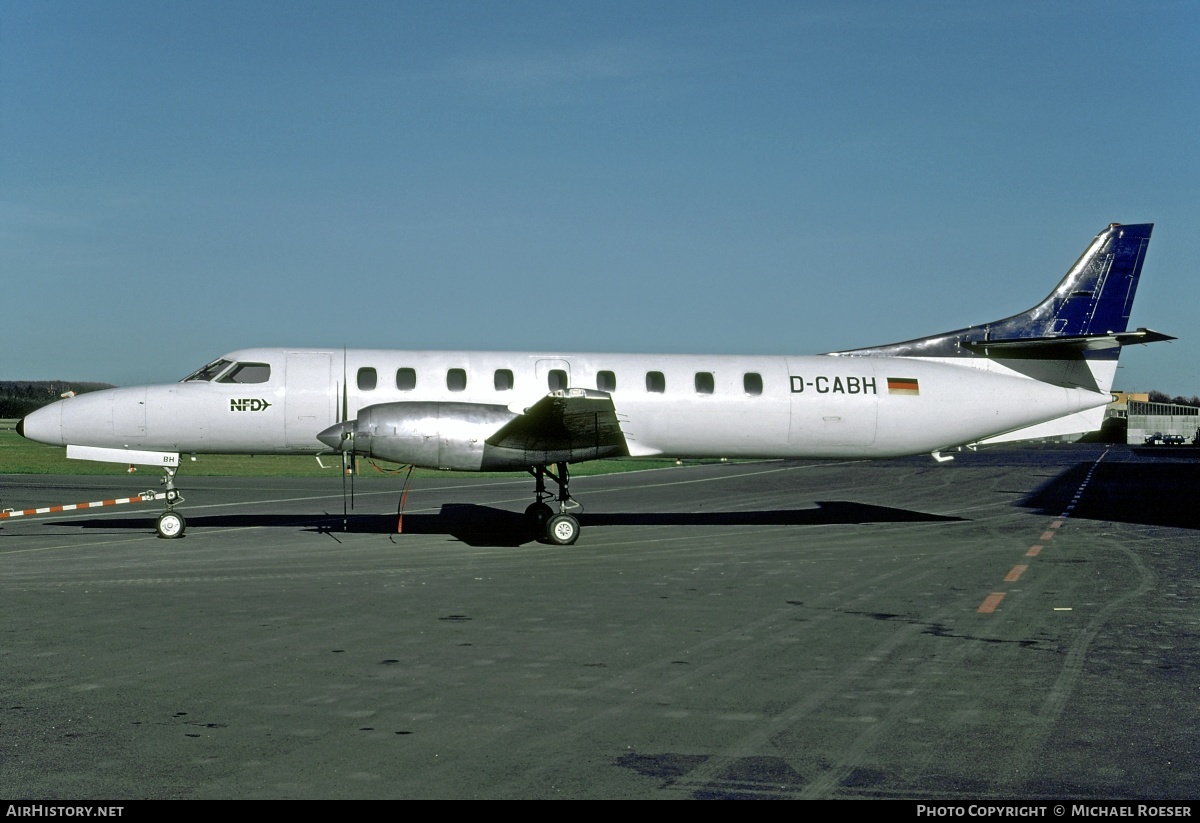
[0,381,114,418]
[1147,390,1200,407]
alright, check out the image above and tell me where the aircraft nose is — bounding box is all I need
[15,402,64,445]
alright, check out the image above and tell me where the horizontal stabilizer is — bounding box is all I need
[960,327,1175,358]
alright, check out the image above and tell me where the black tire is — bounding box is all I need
[156,511,185,539]
[525,502,553,528]
[545,513,579,546]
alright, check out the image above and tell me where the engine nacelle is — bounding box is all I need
[319,402,518,471]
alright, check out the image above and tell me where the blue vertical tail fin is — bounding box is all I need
[1000,222,1152,339]
[839,223,1169,359]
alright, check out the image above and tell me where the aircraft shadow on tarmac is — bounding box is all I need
[57,501,965,547]
[1020,459,1200,530]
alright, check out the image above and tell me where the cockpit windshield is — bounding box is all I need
[182,359,233,382]
[218,363,271,384]
[181,359,272,384]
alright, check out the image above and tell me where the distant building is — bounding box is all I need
[1108,391,1150,417]
[1126,399,1199,444]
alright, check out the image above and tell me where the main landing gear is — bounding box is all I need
[525,462,580,545]
[155,466,186,539]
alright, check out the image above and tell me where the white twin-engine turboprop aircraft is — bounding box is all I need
[18,223,1171,544]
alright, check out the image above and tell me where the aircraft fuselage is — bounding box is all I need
[20,347,1111,467]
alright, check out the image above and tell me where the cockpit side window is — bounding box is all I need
[218,363,272,384]
[182,359,233,382]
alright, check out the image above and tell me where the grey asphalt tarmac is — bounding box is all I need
[2,444,1198,799]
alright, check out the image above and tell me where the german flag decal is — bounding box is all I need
[887,377,920,395]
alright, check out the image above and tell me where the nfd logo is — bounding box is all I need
[790,375,877,394]
[230,398,273,412]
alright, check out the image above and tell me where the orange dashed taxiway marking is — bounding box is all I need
[1004,564,1028,582]
[979,453,1105,615]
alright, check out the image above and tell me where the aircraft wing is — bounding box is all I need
[487,389,629,463]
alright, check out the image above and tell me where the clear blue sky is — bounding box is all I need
[4,0,1197,395]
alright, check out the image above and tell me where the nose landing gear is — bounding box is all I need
[525,462,580,545]
[155,466,186,539]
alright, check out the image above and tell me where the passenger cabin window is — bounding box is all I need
[494,369,514,391]
[218,362,271,384]
[695,372,715,395]
[547,369,567,391]
[396,368,416,391]
[182,359,232,382]
[744,372,763,396]
[597,371,616,392]
[357,367,377,391]
[447,368,467,392]
[646,371,666,393]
